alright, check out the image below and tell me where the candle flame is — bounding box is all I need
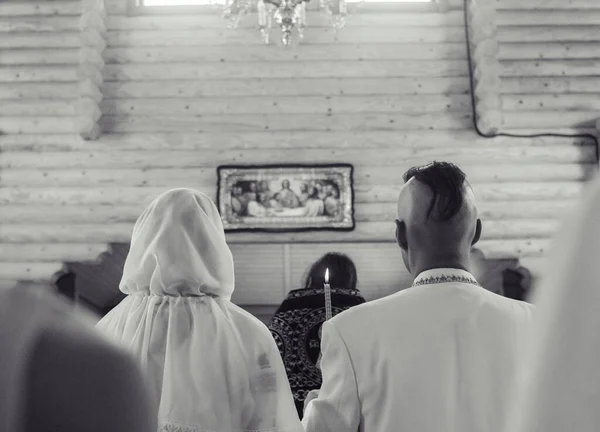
[325,268,329,284]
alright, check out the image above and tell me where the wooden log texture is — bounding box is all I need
[0,183,584,207]
[97,113,473,133]
[101,77,471,98]
[1,145,594,169]
[0,164,593,188]
[0,48,79,65]
[102,61,469,81]
[0,2,81,16]
[106,27,467,47]
[0,219,563,244]
[0,244,110,262]
[502,94,600,111]
[2,131,592,152]
[0,83,78,99]
[0,239,550,264]
[503,77,600,94]
[0,200,576,225]
[0,118,76,134]
[103,43,468,63]
[106,12,465,30]
[0,263,66,281]
[104,0,464,14]
[0,66,77,82]
[499,43,600,61]
[497,10,600,26]
[494,0,600,10]
[500,60,600,77]
[98,95,472,115]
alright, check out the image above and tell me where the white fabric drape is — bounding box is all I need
[97,189,302,432]
[506,173,600,432]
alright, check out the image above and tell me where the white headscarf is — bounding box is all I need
[120,188,235,299]
[506,172,600,432]
[97,189,302,432]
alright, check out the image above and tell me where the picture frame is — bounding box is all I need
[216,164,355,232]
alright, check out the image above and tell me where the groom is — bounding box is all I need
[302,162,535,432]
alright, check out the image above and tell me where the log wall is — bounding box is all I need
[0,0,597,310]
[496,0,600,132]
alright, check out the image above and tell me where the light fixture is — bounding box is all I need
[223,0,351,46]
[143,0,433,47]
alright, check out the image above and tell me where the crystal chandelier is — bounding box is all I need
[222,0,351,46]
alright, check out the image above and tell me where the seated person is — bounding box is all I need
[269,253,366,418]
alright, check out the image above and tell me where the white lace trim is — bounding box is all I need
[158,420,302,432]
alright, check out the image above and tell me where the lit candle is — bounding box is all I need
[324,267,332,321]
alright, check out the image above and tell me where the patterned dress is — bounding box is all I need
[268,287,366,418]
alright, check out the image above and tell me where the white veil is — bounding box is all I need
[97,189,302,432]
[506,173,600,432]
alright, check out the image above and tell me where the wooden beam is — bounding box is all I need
[502,94,600,111]
[503,77,600,94]
[3,145,595,170]
[106,27,467,47]
[0,2,81,16]
[103,61,469,81]
[497,10,600,25]
[494,0,600,10]
[0,66,77,82]
[101,77,471,98]
[99,94,472,116]
[501,60,600,77]
[0,220,561,243]
[0,83,78,99]
[0,117,77,134]
[499,43,600,60]
[0,183,584,206]
[98,112,473,133]
[2,131,593,152]
[107,11,466,30]
[0,48,79,65]
[499,27,600,43]
[503,111,599,129]
[0,16,80,32]
[0,32,80,48]
[0,244,110,262]
[104,43,468,63]
[1,164,592,188]
[0,263,66,281]
[0,201,578,225]
[0,100,75,116]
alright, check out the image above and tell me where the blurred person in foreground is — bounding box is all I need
[302,162,535,432]
[505,173,600,432]
[269,253,366,418]
[96,189,302,432]
[0,283,155,432]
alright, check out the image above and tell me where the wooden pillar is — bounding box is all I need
[467,0,503,135]
[77,0,107,140]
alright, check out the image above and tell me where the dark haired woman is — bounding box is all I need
[268,252,366,418]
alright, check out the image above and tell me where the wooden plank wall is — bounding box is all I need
[496,0,600,132]
[0,0,597,308]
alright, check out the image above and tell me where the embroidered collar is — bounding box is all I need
[412,268,480,287]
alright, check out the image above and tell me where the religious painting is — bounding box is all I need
[216,164,354,232]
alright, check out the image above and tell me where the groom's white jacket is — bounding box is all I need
[302,268,534,432]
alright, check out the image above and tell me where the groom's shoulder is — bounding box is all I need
[330,291,406,330]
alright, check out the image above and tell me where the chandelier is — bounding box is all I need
[222,0,352,46]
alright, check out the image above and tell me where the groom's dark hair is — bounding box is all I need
[403,161,468,222]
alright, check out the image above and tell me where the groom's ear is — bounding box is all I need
[395,220,408,251]
[471,219,482,246]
